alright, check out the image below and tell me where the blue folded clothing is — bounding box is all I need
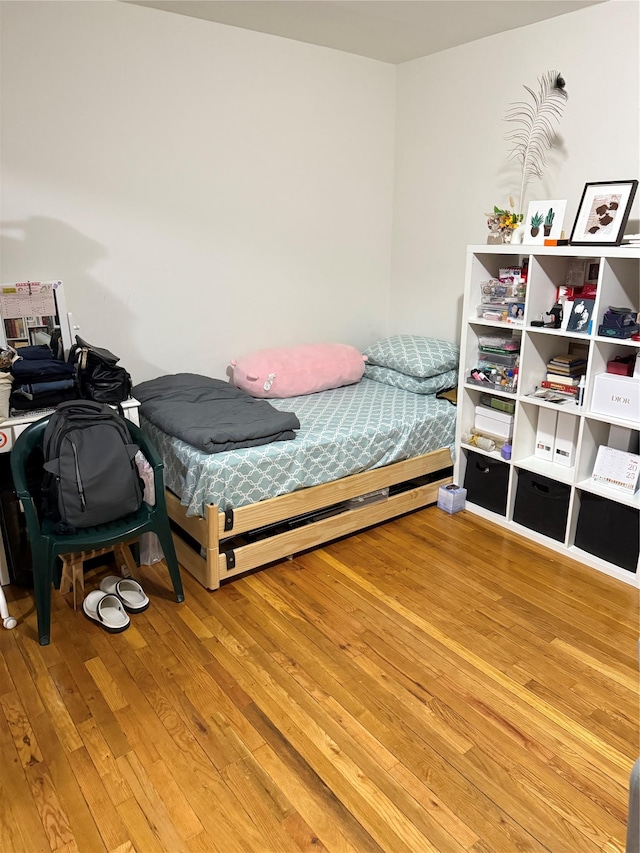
[11,358,75,382]
[12,345,56,361]
[13,379,76,400]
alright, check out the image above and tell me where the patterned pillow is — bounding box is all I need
[364,364,458,395]
[363,335,459,379]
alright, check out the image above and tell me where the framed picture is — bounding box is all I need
[522,199,567,244]
[569,180,638,246]
[566,298,595,334]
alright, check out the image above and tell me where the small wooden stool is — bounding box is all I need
[60,543,139,610]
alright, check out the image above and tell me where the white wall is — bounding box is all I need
[0,1,396,382]
[391,0,640,343]
[1,2,637,380]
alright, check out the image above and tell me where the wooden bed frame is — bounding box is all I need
[165,447,453,590]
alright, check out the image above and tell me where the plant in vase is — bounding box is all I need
[543,207,555,236]
[486,202,523,243]
[529,211,544,238]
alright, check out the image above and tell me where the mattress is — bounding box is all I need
[142,377,456,517]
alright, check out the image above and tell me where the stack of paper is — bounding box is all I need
[622,233,640,247]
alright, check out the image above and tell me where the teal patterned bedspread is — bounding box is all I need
[142,377,456,517]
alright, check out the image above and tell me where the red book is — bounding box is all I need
[540,381,578,395]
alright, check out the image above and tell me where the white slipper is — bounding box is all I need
[99,575,150,613]
[82,590,130,633]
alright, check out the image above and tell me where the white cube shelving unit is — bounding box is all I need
[454,244,640,586]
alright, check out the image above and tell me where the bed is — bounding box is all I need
[135,337,458,590]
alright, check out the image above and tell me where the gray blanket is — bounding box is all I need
[133,373,300,454]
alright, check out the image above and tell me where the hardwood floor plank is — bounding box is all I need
[0,689,44,768]
[2,632,47,719]
[24,760,78,853]
[0,695,53,852]
[30,714,109,851]
[84,657,129,713]
[244,705,387,853]
[115,751,192,853]
[47,660,93,726]
[220,757,303,852]
[67,745,131,851]
[76,717,136,807]
[54,636,132,760]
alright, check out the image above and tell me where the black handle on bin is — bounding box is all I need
[532,480,550,493]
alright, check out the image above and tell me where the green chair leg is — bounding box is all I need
[155,522,184,602]
[32,541,56,646]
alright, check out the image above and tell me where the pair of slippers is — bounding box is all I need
[82,576,149,634]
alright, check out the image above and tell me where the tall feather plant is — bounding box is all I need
[505,70,568,215]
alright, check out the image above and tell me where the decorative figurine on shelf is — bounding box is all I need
[545,302,563,328]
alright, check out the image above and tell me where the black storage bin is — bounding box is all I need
[463,451,509,515]
[513,470,570,542]
[575,492,639,573]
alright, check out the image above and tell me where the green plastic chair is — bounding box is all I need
[10,415,185,645]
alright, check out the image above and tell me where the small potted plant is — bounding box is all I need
[543,208,555,236]
[529,211,544,238]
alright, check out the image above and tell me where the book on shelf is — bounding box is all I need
[545,373,580,385]
[540,381,578,395]
[549,352,587,365]
[546,354,587,369]
[546,363,587,377]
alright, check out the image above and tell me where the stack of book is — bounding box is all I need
[543,353,587,395]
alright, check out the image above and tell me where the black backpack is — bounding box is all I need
[70,336,132,404]
[41,401,143,532]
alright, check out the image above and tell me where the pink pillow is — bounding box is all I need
[231,343,366,398]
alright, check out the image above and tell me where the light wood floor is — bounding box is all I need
[0,507,638,853]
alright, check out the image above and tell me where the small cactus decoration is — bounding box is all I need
[530,211,544,237]
[543,207,555,236]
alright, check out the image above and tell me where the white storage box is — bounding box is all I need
[437,484,467,514]
[554,412,578,467]
[474,404,514,439]
[591,373,640,423]
[535,408,557,461]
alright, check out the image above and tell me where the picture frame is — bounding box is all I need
[522,199,567,245]
[569,180,638,246]
[566,297,595,334]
